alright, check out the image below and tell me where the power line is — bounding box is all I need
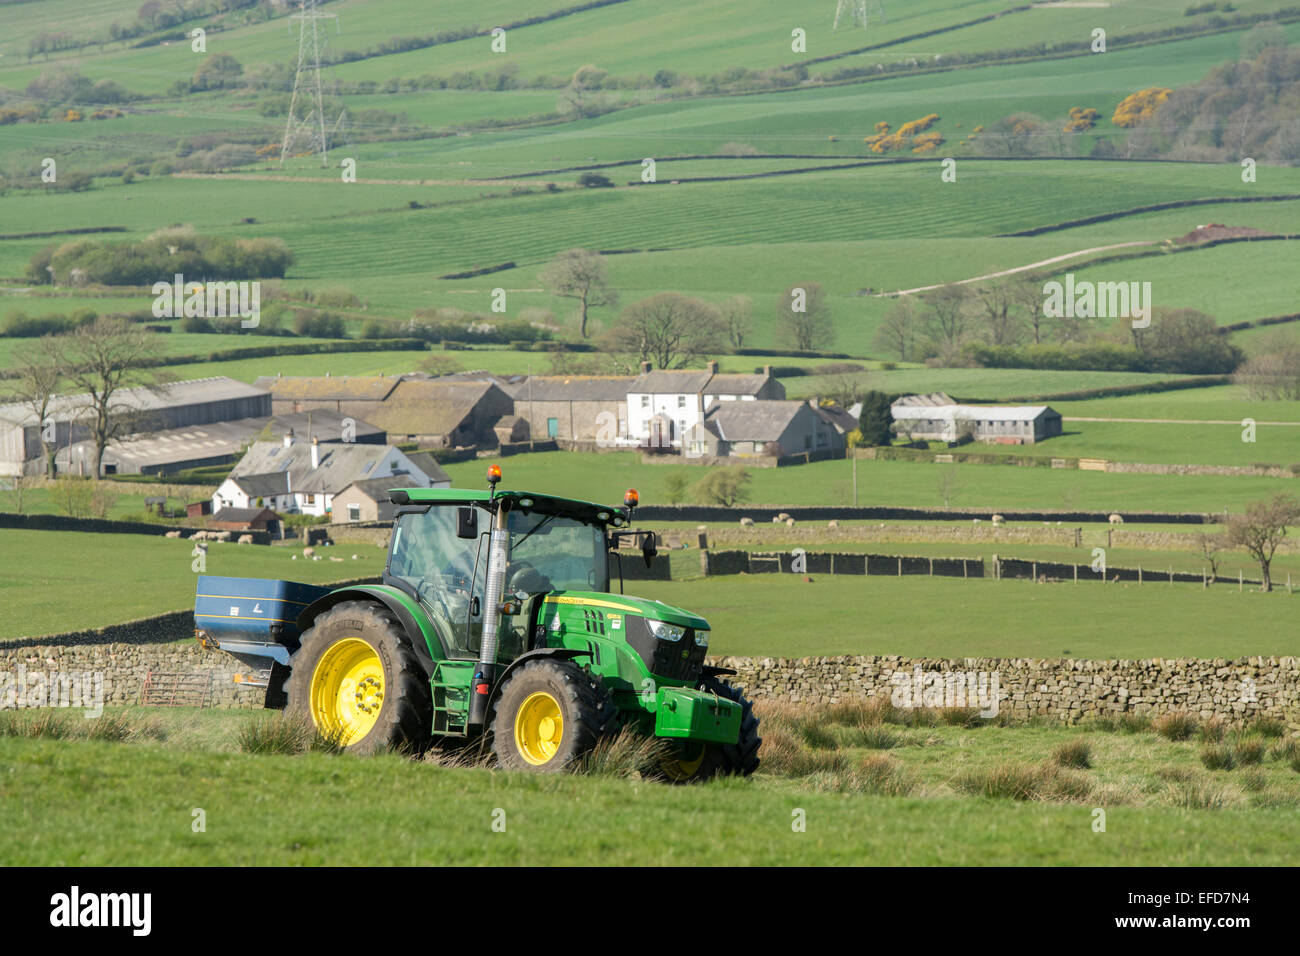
[280,0,347,168]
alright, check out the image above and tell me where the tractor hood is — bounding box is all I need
[542,591,709,631]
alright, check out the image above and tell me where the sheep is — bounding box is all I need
[739,517,754,527]
[214,530,233,542]
[351,554,360,560]
[772,516,783,524]
[302,546,316,558]
[991,514,1004,526]
[237,534,253,545]
[330,556,344,562]
[827,520,838,529]
[291,554,298,560]
[164,530,182,538]
[1109,513,1124,525]
[778,512,791,522]
[785,518,796,527]
[973,518,981,524]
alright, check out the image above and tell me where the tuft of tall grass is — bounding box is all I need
[1153,712,1198,742]
[1052,739,1092,770]
[954,762,1093,803]
[578,727,673,779]
[1200,744,1235,771]
[236,713,343,755]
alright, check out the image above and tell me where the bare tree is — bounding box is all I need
[539,248,618,339]
[974,276,1027,347]
[1232,332,1300,400]
[718,295,754,349]
[1198,531,1226,583]
[51,317,158,478]
[608,293,722,370]
[776,282,833,352]
[922,284,971,358]
[5,335,64,477]
[1221,494,1300,592]
[874,294,920,361]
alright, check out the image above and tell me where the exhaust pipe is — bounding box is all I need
[467,496,510,732]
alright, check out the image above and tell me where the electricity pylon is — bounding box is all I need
[280,0,345,167]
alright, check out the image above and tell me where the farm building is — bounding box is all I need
[51,410,383,476]
[255,375,513,448]
[0,376,270,477]
[504,375,633,443]
[213,436,440,518]
[684,399,845,459]
[627,361,784,449]
[891,396,1063,444]
[333,474,433,524]
[208,507,281,535]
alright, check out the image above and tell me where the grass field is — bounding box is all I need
[5,527,1298,655]
[2,704,1298,865]
[452,450,1297,512]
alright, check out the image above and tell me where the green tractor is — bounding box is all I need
[194,467,760,780]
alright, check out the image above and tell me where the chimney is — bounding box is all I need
[639,361,652,374]
[763,364,773,377]
[705,360,718,375]
[310,437,320,469]
[283,428,294,448]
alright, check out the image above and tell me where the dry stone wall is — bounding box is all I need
[709,655,1300,729]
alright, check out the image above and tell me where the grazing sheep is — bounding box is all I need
[164,530,182,538]
[778,512,791,522]
[312,555,321,561]
[991,514,1004,526]
[785,518,796,527]
[237,534,253,545]
[291,554,298,560]
[1109,513,1124,525]
[330,556,344,562]
[302,547,316,558]
[772,516,783,524]
[214,531,233,542]
[739,517,754,527]
[827,520,838,529]
[351,554,360,560]
[973,518,981,524]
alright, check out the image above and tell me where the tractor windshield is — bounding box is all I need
[506,510,608,593]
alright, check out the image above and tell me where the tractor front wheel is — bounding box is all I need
[491,659,613,772]
[658,676,761,783]
[285,600,431,756]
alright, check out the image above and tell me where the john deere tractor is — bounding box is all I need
[194,467,760,780]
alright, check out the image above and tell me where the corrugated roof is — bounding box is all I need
[892,392,956,407]
[0,376,268,427]
[891,403,1055,422]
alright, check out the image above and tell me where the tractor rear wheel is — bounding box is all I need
[658,676,761,783]
[285,600,431,756]
[491,659,613,772]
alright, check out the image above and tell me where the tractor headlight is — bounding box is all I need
[647,620,685,643]
[694,630,709,648]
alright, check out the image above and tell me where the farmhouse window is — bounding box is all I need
[348,504,360,522]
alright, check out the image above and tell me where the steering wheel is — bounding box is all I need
[508,562,549,595]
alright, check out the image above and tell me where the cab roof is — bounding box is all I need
[388,487,630,526]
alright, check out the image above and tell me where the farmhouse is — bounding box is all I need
[0,376,269,477]
[891,396,1063,444]
[504,375,633,443]
[684,399,845,459]
[213,435,439,517]
[51,409,383,476]
[627,361,784,449]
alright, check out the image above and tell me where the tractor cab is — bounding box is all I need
[383,484,633,663]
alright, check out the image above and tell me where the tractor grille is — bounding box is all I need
[624,617,706,684]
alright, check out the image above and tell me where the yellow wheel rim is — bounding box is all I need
[661,742,707,781]
[513,691,564,766]
[309,637,384,747]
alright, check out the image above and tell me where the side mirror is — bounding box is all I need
[456,506,478,539]
[642,531,657,567]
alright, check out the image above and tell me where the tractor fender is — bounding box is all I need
[489,647,593,707]
[297,587,439,680]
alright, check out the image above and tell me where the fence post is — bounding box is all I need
[1239,570,1243,592]
[897,556,902,577]
[963,559,968,579]
[1138,565,1142,586]
[993,554,999,580]
[1032,561,1037,581]
[929,557,933,576]
[1169,566,1173,586]
[1074,563,1078,583]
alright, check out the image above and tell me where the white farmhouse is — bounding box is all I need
[626,361,784,449]
[213,434,441,518]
